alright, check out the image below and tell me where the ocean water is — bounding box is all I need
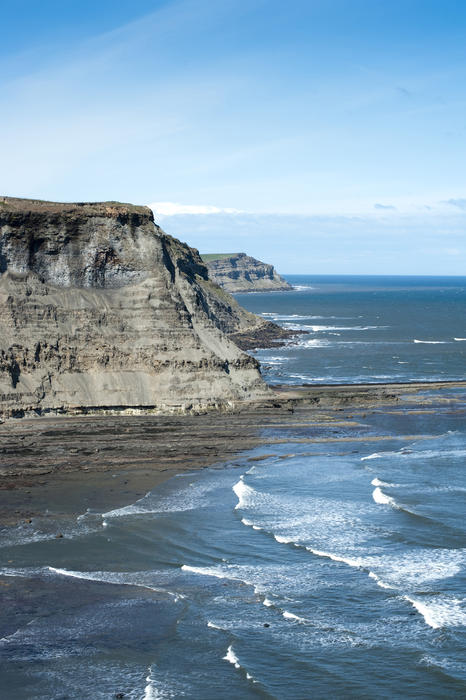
[1,276,466,699]
[236,275,466,385]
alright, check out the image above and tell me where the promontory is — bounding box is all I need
[201,252,292,293]
[0,197,291,419]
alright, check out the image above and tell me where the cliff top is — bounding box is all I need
[0,196,151,218]
[201,253,244,262]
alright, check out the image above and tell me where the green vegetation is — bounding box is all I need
[201,253,239,262]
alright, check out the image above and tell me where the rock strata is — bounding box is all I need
[0,197,273,418]
[202,252,292,293]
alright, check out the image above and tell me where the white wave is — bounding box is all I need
[371,477,398,488]
[142,668,180,700]
[404,596,466,629]
[182,563,287,607]
[143,668,164,700]
[274,534,295,544]
[261,313,318,320]
[413,339,448,344]
[181,564,231,580]
[288,373,321,381]
[368,571,393,589]
[49,566,89,580]
[307,325,386,332]
[361,453,382,461]
[295,338,331,348]
[47,567,182,598]
[306,547,363,569]
[372,486,398,507]
[293,285,315,291]
[454,337,466,341]
[282,611,307,622]
[304,546,462,593]
[365,447,466,462]
[103,478,222,519]
[420,654,466,675]
[241,516,264,531]
[181,564,262,599]
[259,355,290,365]
[207,621,224,630]
[223,645,241,668]
[223,646,258,682]
[0,626,29,644]
[383,550,464,588]
[233,478,259,510]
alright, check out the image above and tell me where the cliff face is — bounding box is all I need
[0,197,270,418]
[202,253,292,293]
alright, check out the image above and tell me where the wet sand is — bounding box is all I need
[1,381,465,527]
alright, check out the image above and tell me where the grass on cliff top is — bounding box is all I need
[201,253,240,262]
[0,196,149,215]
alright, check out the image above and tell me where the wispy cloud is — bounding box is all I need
[374,203,397,210]
[395,86,413,98]
[158,209,466,275]
[150,201,242,216]
[443,198,466,210]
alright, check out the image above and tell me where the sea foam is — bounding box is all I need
[223,645,241,668]
[372,486,398,507]
[371,477,398,488]
[47,566,182,599]
[404,596,466,629]
[282,610,307,623]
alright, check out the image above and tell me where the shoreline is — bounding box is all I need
[1,380,465,528]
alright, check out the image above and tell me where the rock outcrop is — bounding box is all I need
[0,197,274,418]
[202,253,292,293]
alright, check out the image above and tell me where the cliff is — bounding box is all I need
[0,197,275,418]
[202,252,292,293]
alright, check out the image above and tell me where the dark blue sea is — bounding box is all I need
[237,275,466,385]
[1,276,465,699]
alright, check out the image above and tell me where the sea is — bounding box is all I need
[1,275,466,699]
[239,275,466,386]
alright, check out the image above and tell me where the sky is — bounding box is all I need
[2,0,466,273]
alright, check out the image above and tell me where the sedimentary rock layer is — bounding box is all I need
[202,252,292,293]
[0,197,272,418]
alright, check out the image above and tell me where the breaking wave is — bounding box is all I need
[404,595,466,629]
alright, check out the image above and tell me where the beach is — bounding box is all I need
[1,381,466,698]
[2,380,463,527]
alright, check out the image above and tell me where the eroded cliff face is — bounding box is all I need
[0,197,269,418]
[202,253,292,293]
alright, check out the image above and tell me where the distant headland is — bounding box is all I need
[201,252,292,293]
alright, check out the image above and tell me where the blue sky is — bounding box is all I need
[2,0,466,273]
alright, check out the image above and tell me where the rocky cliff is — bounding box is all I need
[0,197,275,418]
[202,252,292,293]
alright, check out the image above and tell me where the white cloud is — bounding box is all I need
[149,201,242,216]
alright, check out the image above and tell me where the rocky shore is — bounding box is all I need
[1,380,464,526]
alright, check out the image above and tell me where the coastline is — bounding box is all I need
[1,380,465,527]
[2,379,466,698]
